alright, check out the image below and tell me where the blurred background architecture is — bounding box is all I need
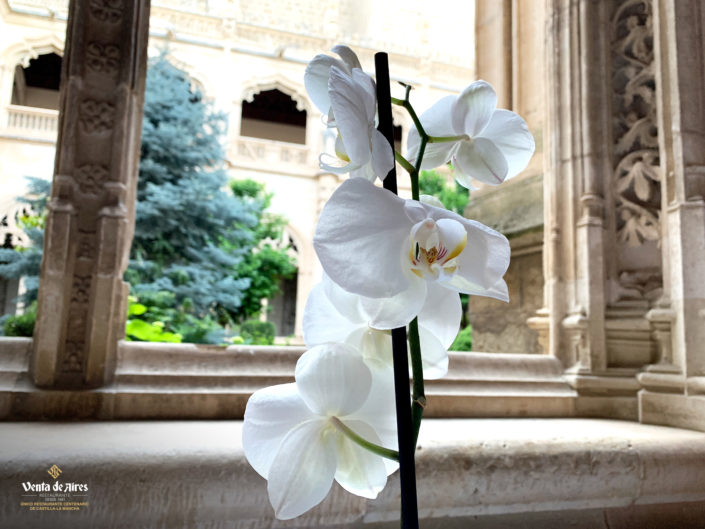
[1,0,705,527]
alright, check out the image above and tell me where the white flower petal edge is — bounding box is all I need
[296,342,372,417]
[242,383,318,479]
[405,80,535,188]
[325,67,394,181]
[334,419,389,498]
[303,275,456,379]
[304,45,361,117]
[267,419,337,520]
[314,177,511,302]
[242,342,397,520]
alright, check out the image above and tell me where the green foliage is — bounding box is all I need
[2,302,36,337]
[129,53,258,319]
[1,58,296,344]
[227,179,297,322]
[449,325,472,352]
[125,293,224,344]
[239,319,276,345]
[419,169,469,215]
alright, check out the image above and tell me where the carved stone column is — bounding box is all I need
[638,0,705,431]
[543,0,662,419]
[31,0,150,388]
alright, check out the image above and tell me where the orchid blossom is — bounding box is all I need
[317,66,394,181]
[406,80,535,188]
[314,177,510,305]
[304,45,362,119]
[243,343,398,520]
[303,274,461,379]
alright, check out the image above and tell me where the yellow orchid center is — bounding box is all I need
[408,218,467,280]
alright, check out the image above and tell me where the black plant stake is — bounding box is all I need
[375,51,420,529]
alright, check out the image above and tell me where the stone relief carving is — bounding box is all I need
[611,0,660,248]
[89,0,124,23]
[86,43,121,75]
[77,230,97,260]
[75,164,108,195]
[79,100,115,134]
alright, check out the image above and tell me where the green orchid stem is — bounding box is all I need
[330,416,400,462]
[395,151,415,175]
[408,317,425,447]
[428,134,468,143]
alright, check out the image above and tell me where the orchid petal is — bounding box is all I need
[295,343,372,417]
[322,274,366,323]
[352,68,377,121]
[436,218,468,259]
[451,218,510,293]
[420,194,445,209]
[454,137,509,186]
[331,45,361,71]
[334,420,389,498]
[319,152,356,175]
[371,128,394,180]
[303,283,359,347]
[329,67,372,166]
[417,325,449,379]
[440,274,510,302]
[344,326,393,369]
[348,367,399,474]
[350,164,376,181]
[315,178,411,298]
[479,109,535,178]
[451,80,497,137]
[267,419,336,520]
[418,95,457,136]
[243,383,318,479]
[360,271,426,329]
[305,55,343,115]
[418,282,462,350]
[420,204,510,296]
[406,95,457,168]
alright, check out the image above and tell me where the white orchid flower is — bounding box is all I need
[303,274,461,379]
[314,177,510,306]
[317,66,394,181]
[406,80,535,189]
[304,45,362,119]
[242,343,398,520]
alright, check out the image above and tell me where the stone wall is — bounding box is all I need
[466,173,544,354]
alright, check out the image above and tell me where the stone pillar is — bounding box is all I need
[539,0,663,418]
[474,0,512,108]
[638,0,705,431]
[31,0,150,389]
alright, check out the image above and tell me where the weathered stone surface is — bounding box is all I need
[0,339,577,420]
[1,419,704,528]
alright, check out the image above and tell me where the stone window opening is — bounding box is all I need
[240,88,306,144]
[11,52,62,110]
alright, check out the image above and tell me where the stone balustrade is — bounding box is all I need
[229,136,313,174]
[2,105,58,144]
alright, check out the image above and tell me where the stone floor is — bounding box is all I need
[1,418,704,528]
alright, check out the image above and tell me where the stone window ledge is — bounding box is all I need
[0,338,577,420]
[1,418,704,528]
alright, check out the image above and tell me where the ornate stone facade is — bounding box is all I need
[0,0,474,339]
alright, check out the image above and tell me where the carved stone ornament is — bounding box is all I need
[611,0,661,248]
[89,0,124,23]
[79,100,115,134]
[86,43,121,75]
